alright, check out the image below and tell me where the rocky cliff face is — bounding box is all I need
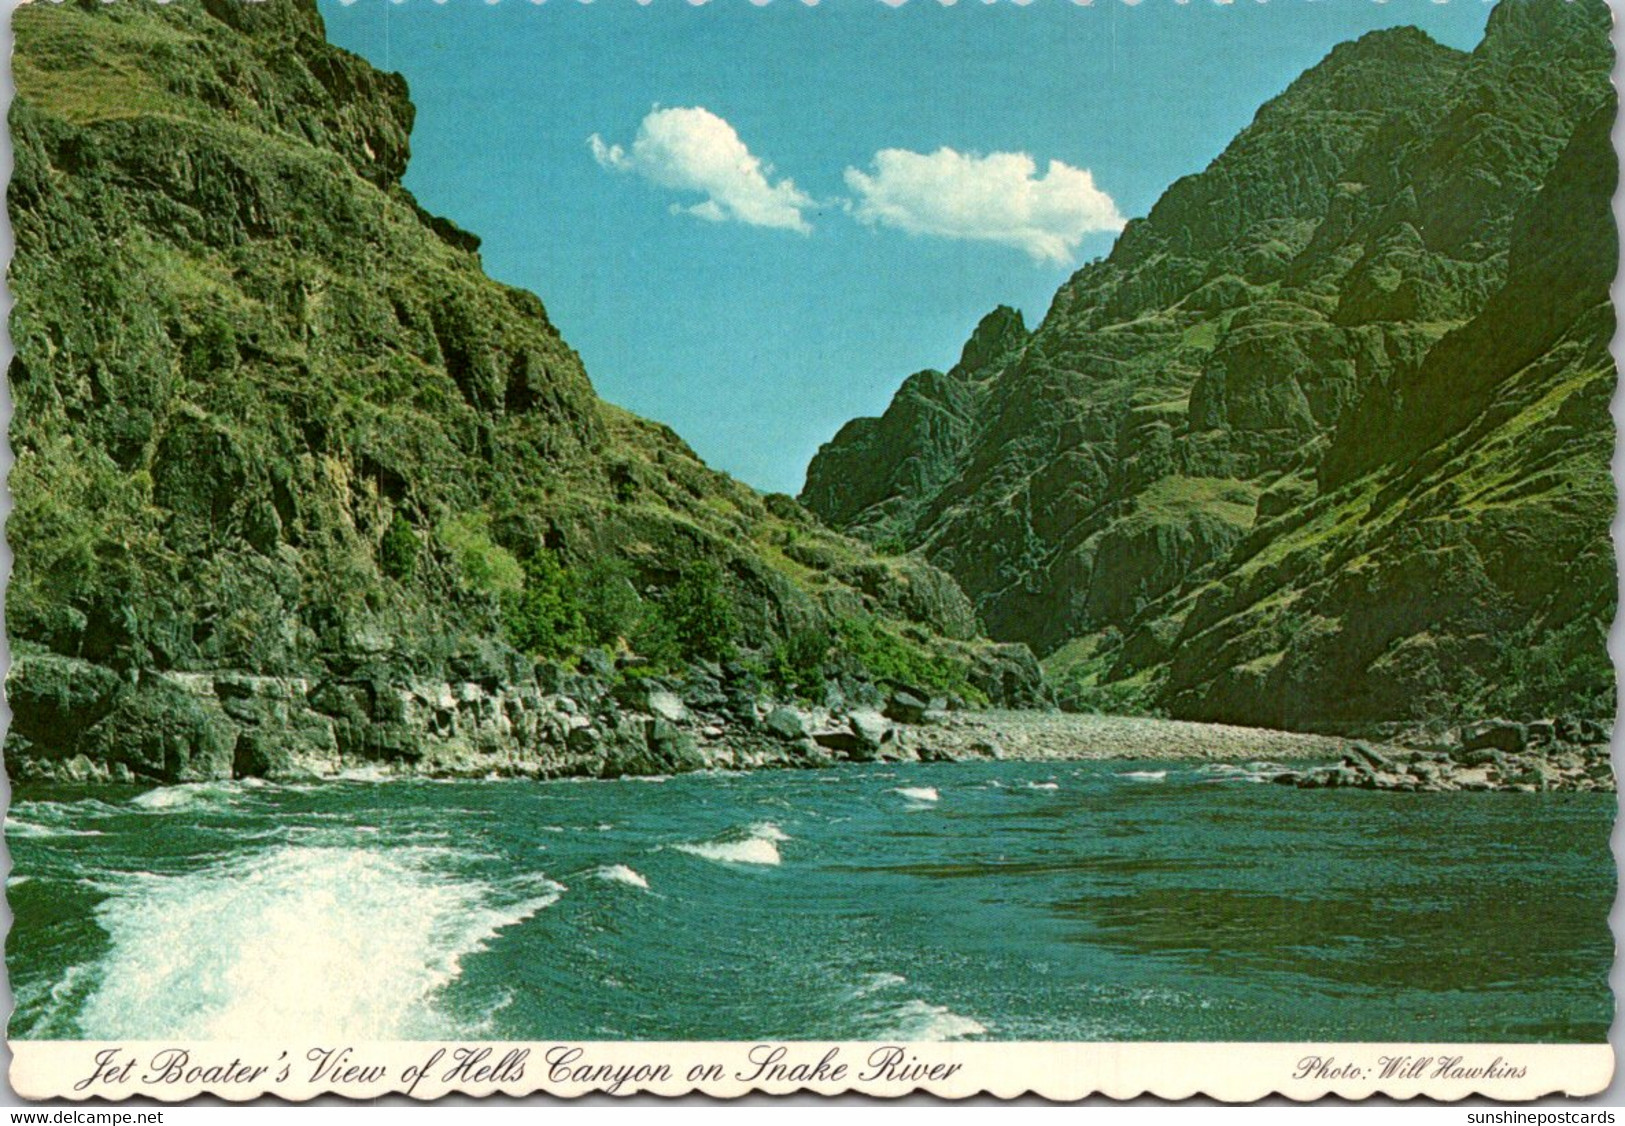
[802,0,1615,731]
[6,0,1043,783]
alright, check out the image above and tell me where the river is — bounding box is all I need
[7,759,1613,1042]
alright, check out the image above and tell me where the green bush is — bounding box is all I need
[578,557,642,648]
[502,549,585,660]
[638,561,738,666]
[831,615,977,700]
[182,314,238,381]
[1481,617,1615,721]
[438,513,523,597]
[379,511,420,581]
[1053,677,1162,717]
[768,625,834,698]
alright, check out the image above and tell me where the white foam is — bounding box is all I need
[21,963,99,1038]
[336,764,397,783]
[129,781,245,811]
[13,798,123,822]
[593,865,650,890]
[1118,770,1167,782]
[9,875,31,886]
[1195,762,1283,784]
[842,972,907,1000]
[76,845,561,1040]
[893,787,939,803]
[1026,781,1059,791]
[676,822,787,867]
[676,837,781,866]
[6,818,103,838]
[882,999,987,1041]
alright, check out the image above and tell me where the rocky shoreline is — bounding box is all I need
[8,653,1612,793]
[1271,720,1615,793]
[6,650,1037,787]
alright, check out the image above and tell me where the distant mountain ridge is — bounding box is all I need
[802,0,1616,731]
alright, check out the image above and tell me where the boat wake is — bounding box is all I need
[72,844,561,1040]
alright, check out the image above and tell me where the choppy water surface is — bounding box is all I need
[7,761,1613,1042]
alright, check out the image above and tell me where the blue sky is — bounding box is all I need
[319,0,1492,494]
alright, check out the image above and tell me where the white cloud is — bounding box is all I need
[843,146,1124,264]
[590,107,813,233]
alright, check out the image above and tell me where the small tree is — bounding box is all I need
[502,549,585,659]
[379,511,420,581]
[579,557,642,648]
[438,513,524,597]
[644,560,738,665]
[769,625,834,698]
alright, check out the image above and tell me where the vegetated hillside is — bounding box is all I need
[802,0,1616,731]
[6,0,1043,780]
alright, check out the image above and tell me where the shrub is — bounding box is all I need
[379,511,420,581]
[578,557,642,648]
[1481,617,1615,721]
[438,513,523,597]
[768,625,834,698]
[183,314,238,381]
[831,615,975,699]
[503,549,585,660]
[639,560,738,666]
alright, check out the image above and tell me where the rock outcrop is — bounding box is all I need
[6,0,1045,781]
[6,650,1002,785]
[1274,729,1614,794]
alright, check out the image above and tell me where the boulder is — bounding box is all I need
[78,677,237,782]
[764,706,808,740]
[579,648,616,678]
[646,691,689,723]
[884,689,930,724]
[614,680,690,723]
[1459,720,1527,754]
[970,738,1005,760]
[1345,742,1394,772]
[1451,746,1507,769]
[848,710,891,750]
[812,729,862,756]
[680,675,727,710]
[598,716,704,778]
[7,654,129,752]
[1526,720,1557,746]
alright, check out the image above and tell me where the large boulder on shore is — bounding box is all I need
[1460,720,1528,755]
[77,676,236,783]
[764,706,809,740]
[885,689,932,724]
[7,654,129,751]
[598,717,707,778]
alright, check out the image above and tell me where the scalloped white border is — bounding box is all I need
[4,0,1618,1107]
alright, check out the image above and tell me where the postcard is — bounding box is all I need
[4,0,1617,1102]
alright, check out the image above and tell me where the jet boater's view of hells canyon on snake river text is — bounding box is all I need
[3,0,1617,1046]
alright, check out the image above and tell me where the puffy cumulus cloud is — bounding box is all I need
[843,146,1124,263]
[590,107,813,233]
